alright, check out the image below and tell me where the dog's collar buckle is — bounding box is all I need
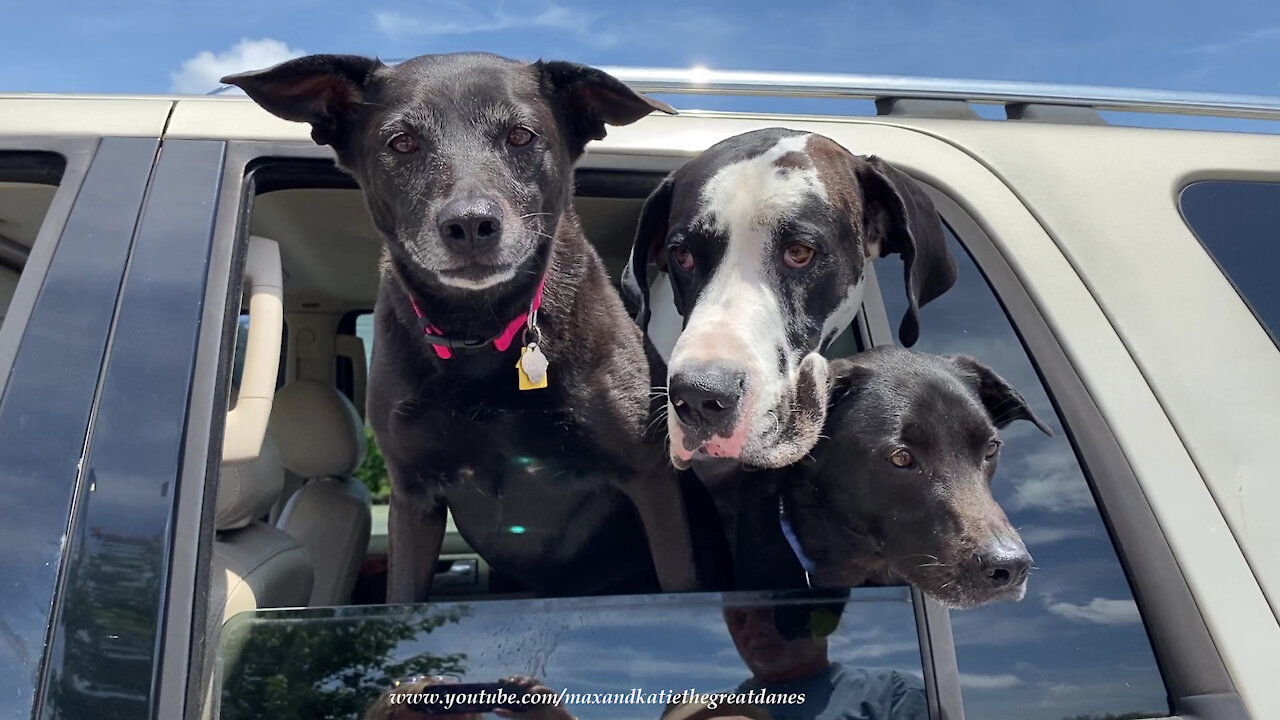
[406,275,548,360]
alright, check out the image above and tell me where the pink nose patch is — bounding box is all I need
[704,434,746,458]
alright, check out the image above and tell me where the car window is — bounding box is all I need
[1178,180,1280,348]
[872,224,1168,720]
[0,151,65,333]
[216,588,926,720]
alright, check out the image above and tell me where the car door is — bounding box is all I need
[0,96,171,720]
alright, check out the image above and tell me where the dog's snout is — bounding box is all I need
[438,197,503,253]
[972,544,1032,590]
[669,364,747,432]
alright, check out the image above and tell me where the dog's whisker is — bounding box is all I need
[904,553,941,562]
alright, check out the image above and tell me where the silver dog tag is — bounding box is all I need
[520,342,549,385]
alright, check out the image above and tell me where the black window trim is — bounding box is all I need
[858,181,1246,720]
[0,136,159,720]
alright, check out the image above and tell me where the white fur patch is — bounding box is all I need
[819,279,866,349]
[434,266,520,290]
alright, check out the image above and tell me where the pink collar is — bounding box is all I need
[407,275,547,360]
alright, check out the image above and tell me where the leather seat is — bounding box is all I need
[203,436,314,719]
[208,436,314,628]
[269,380,373,606]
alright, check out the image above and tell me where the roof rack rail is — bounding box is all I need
[205,63,1280,122]
[599,67,1280,121]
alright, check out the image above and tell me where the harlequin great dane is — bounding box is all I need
[624,126,958,470]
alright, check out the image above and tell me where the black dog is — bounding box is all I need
[224,52,705,602]
[729,346,1054,608]
[624,127,957,471]
[788,347,1054,606]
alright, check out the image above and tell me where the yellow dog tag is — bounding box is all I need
[517,343,549,390]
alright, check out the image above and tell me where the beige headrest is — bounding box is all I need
[269,380,367,478]
[216,435,285,531]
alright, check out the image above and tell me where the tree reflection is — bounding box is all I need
[218,604,472,720]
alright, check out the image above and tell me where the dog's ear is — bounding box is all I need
[220,54,384,148]
[855,156,958,348]
[536,60,676,156]
[945,354,1054,437]
[624,175,676,331]
[826,355,877,409]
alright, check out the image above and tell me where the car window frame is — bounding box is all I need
[166,140,356,720]
[166,141,960,720]
[853,180,1245,720]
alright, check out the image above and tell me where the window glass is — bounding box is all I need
[1179,180,1280,348]
[873,225,1168,720]
[216,588,927,720]
[0,152,65,332]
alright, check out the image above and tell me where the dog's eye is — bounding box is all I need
[783,243,816,269]
[671,245,695,271]
[889,449,914,468]
[984,440,1001,459]
[507,126,535,148]
[389,133,418,154]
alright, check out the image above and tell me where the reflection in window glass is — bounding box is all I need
[0,153,65,333]
[217,589,924,720]
[1179,180,1280,348]
[874,227,1168,720]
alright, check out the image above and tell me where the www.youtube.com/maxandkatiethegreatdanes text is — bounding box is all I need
[386,687,807,710]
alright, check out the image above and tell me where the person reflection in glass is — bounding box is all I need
[722,603,926,720]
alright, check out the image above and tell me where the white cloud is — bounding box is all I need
[169,37,306,94]
[374,2,614,46]
[959,672,1022,689]
[1002,445,1096,513]
[1017,524,1097,546]
[1190,26,1280,55]
[1007,474,1095,512]
[1046,598,1140,625]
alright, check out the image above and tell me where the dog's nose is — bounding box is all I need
[973,544,1032,589]
[669,364,747,432]
[438,198,503,253]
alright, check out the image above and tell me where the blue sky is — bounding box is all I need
[5,0,1280,100]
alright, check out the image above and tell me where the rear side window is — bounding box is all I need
[0,151,65,332]
[1179,180,1280,348]
[874,224,1168,720]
